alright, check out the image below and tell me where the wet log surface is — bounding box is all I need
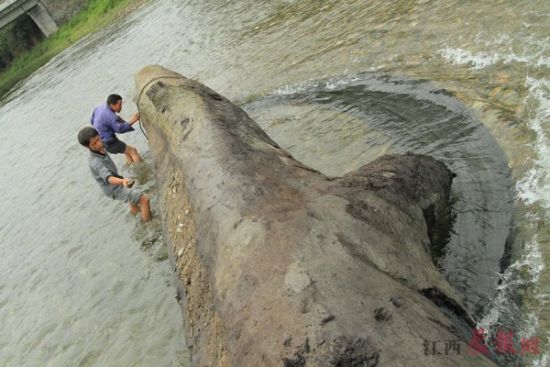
[135,65,497,367]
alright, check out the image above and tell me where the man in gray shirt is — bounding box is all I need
[78,127,151,222]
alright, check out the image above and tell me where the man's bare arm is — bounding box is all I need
[108,176,131,187]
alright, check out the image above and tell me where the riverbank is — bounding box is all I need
[0,0,148,100]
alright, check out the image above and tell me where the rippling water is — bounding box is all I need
[0,0,548,366]
[244,74,515,316]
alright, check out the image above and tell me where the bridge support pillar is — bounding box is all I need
[27,2,57,36]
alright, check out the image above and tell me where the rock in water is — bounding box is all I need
[135,65,497,367]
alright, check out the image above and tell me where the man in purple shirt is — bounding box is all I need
[91,94,142,164]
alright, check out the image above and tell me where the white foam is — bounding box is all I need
[520,78,550,366]
[478,233,544,328]
[439,47,501,69]
[517,78,550,207]
[438,47,550,70]
[481,76,550,365]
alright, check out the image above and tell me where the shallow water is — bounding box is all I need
[0,0,548,366]
[244,74,515,316]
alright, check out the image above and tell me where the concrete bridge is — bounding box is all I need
[0,0,58,36]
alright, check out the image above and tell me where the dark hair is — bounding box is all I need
[106,94,122,106]
[78,127,99,147]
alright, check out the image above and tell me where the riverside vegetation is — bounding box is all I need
[0,0,146,100]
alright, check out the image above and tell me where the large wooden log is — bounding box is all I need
[135,65,497,367]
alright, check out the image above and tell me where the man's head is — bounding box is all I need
[107,94,123,113]
[78,127,104,153]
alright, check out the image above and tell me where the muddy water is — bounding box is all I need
[0,0,548,366]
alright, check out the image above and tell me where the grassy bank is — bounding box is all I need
[0,0,146,100]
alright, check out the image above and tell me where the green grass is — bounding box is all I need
[0,0,142,99]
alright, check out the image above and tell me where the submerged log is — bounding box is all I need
[135,65,497,367]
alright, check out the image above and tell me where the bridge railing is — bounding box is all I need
[0,1,20,13]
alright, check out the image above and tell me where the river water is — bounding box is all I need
[0,0,548,366]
